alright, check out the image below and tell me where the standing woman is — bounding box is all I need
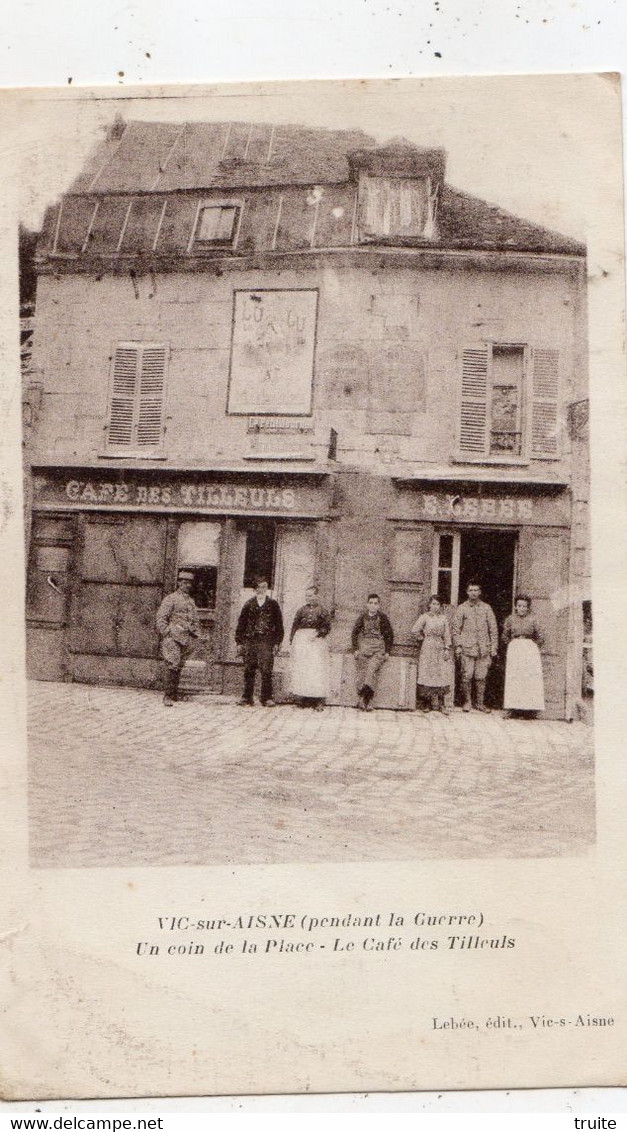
[502,594,545,718]
[289,585,332,711]
[411,595,453,714]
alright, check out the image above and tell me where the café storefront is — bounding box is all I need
[385,477,574,718]
[27,467,577,718]
[26,467,337,698]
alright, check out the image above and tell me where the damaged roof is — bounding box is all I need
[70,120,379,193]
[38,119,586,261]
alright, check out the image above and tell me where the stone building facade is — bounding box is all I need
[25,120,589,717]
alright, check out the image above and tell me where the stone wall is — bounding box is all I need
[31,258,580,477]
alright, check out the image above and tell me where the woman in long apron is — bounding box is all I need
[502,594,545,717]
[289,585,332,711]
[411,595,453,714]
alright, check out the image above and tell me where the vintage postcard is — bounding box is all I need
[0,73,625,1099]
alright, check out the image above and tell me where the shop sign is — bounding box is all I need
[418,493,534,521]
[63,479,298,510]
[393,486,570,527]
[32,473,331,515]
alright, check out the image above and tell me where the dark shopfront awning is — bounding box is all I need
[392,468,569,490]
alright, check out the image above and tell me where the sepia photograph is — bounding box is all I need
[21,79,593,869]
[3,71,625,1101]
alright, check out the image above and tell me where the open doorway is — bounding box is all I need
[433,526,517,707]
[176,521,222,691]
[458,528,517,707]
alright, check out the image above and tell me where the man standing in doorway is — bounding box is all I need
[235,577,284,707]
[156,568,200,706]
[452,581,498,713]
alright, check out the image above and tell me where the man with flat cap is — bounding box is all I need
[235,576,284,707]
[156,568,200,706]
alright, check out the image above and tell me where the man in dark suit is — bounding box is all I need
[235,577,284,707]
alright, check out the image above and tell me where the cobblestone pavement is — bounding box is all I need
[27,681,595,868]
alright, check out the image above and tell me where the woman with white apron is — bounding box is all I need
[411,594,453,715]
[502,594,545,717]
[289,584,332,711]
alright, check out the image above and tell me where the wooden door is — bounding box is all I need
[274,523,317,652]
[516,527,570,718]
[388,525,434,652]
[69,515,167,686]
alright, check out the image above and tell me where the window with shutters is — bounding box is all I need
[105,342,167,456]
[457,343,560,463]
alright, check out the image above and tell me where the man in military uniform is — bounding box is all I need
[452,580,498,712]
[156,568,200,706]
[235,577,284,707]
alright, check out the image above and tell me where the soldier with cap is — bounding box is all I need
[452,580,498,713]
[156,568,200,706]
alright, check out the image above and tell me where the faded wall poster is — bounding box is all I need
[227,289,318,415]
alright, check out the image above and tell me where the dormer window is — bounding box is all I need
[359,175,433,240]
[350,146,445,243]
[192,203,240,249]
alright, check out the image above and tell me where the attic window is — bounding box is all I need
[193,204,239,248]
[359,174,437,240]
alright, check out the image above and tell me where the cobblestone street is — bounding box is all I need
[27,681,595,868]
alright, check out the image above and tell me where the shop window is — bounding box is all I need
[359,174,431,239]
[432,530,462,607]
[243,524,276,588]
[177,522,221,611]
[106,342,168,456]
[192,204,239,248]
[434,533,454,604]
[185,566,217,611]
[458,344,560,461]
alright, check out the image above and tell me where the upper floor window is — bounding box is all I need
[192,203,240,249]
[359,174,435,240]
[105,342,168,456]
[458,343,560,462]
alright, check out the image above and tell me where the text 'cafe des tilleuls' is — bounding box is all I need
[23,120,591,719]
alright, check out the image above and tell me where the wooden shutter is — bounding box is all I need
[137,345,167,447]
[108,346,138,446]
[531,348,560,458]
[107,343,166,451]
[458,347,489,456]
